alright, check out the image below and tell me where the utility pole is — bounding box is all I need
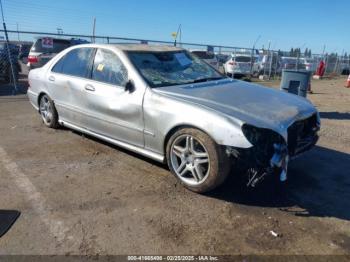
[250,35,261,76]
[268,47,273,80]
[263,41,271,77]
[0,0,17,94]
[16,22,19,41]
[296,43,306,71]
[56,27,63,35]
[92,17,96,43]
[173,24,182,47]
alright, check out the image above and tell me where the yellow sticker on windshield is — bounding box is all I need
[97,64,104,71]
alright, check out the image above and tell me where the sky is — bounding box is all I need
[1,0,349,54]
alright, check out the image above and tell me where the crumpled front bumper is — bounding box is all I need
[226,131,319,186]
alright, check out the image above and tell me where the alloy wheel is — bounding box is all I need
[170,134,210,186]
[40,95,53,125]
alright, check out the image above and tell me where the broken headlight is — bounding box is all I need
[242,124,282,146]
[241,124,286,168]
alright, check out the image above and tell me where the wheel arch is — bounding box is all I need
[37,92,56,112]
[163,124,218,160]
[37,92,47,111]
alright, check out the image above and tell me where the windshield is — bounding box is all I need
[234,56,251,62]
[127,51,224,88]
[31,38,70,53]
[191,51,215,59]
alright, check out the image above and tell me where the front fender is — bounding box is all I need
[143,89,252,155]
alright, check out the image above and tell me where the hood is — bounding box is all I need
[154,79,317,136]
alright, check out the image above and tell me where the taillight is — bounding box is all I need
[28,56,38,64]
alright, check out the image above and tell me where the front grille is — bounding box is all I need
[288,114,318,156]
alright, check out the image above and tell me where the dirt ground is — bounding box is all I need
[0,76,349,256]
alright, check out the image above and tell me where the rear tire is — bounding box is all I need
[39,94,59,129]
[166,128,230,193]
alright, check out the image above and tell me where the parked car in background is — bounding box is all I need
[215,53,229,65]
[190,50,219,69]
[300,58,316,72]
[340,62,350,75]
[0,42,20,82]
[280,57,306,70]
[253,54,280,77]
[224,54,253,78]
[18,43,32,62]
[27,37,89,70]
[27,44,320,193]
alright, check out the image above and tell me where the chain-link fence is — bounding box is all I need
[1,29,349,94]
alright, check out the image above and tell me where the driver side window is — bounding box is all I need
[92,48,128,86]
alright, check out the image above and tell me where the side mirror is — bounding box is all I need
[124,79,135,93]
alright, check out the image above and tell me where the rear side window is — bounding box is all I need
[91,49,128,86]
[52,48,94,78]
[31,39,70,53]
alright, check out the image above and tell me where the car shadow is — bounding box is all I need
[320,111,350,120]
[68,129,350,221]
[69,129,168,170]
[207,145,350,221]
[0,210,21,237]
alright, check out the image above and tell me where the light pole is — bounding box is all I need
[56,27,63,35]
[172,24,182,47]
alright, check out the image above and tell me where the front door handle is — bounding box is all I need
[85,84,95,92]
[48,75,55,82]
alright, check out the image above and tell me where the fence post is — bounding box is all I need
[1,0,18,94]
[324,54,328,75]
[333,54,339,74]
[268,50,273,80]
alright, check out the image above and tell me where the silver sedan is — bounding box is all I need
[27,44,320,193]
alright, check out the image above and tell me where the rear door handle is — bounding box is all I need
[85,84,95,92]
[48,76,55,82]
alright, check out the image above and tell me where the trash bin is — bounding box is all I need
[280,70,311,97]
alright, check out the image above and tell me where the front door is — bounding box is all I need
[80,48,145,148]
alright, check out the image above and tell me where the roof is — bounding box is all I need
[68,43,184,53]
[111,44,183,52]
[230,53,252,57]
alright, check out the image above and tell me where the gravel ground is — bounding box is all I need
[0,76,349,256]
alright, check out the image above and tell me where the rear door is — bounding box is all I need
[47,47,95,125]
[80,48,145,147]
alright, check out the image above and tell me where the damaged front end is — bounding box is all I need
[227,114,319,187]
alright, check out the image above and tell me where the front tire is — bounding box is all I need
[39,94,59,129]
[166,128,230,193]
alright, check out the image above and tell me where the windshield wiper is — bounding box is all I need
[190,77,224,83]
